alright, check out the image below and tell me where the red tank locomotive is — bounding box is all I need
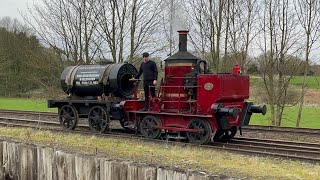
[120,31,266,144]
[48,30,265,145]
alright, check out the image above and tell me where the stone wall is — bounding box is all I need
[0,139,226,180]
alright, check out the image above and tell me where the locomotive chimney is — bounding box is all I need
[178,30,189,52]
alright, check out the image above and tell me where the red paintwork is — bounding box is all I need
[129,79,141,100]
[162,66,194,110]
[197,74,249,114]
[120,31,252,142]
[121,70,250,142]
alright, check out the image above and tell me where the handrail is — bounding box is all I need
[146,84,198,112]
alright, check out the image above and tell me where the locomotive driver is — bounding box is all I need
[132,52,158,111]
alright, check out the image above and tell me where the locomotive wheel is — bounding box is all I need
[88,106,110,133]
[59,105,79,130]
[186,118,211,144]
[140,115,162,139]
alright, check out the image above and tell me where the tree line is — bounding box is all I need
[1,0,320,127]
[0,17,65,98]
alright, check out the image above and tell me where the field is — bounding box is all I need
[249,75,320,128]
[291,76,320,89]
[250,105,320,128]
[250,75,320,89]
[0,98,56,112]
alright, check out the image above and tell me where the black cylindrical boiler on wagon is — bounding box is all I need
[60,64,137,98]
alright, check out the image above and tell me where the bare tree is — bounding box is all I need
[128,0,164,64]
[186,0,225,72]
[26,0,100,64]
[184,0,208,56]
[96,0,128,63]
[96,0,164,63]
[186,0,257,73]
[295,0,320,127]
[228,0,258,73]
[258,0,301,126]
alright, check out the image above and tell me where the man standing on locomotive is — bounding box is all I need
[132,52,158,111]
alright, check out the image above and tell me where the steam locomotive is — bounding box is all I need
[48,31,266,144]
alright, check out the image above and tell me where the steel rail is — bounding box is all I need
[1,110,319,133]
[242,125,320,135]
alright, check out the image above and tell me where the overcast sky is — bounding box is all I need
[0,0,42,21]
[0,0,319,64]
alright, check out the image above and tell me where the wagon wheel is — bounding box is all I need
[88,106,110,133]
[140,115,162,139]
[59,105,79,130]
[186,118,212,144]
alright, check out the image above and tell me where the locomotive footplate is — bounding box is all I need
[47,99,121,119]
[153,126,200,133]
[126,110,212,118]
[48,99,115,108]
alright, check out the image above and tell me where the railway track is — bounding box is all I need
[214,138,320,162]
[0,109,57,116]
[0,113,319,163]
[1,109,319,136]
[242,125,320,136]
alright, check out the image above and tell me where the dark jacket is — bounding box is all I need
[135,60,158,81]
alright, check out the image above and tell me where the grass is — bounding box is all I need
[250,105,320,128]
[250,75,320,89]
[0,127,319,179]
[0,97,57,112]
[249,75,320,128]
[291,76,320,89]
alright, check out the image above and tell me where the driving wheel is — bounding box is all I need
[59,105,79,130]
[186,118,211,144]
[88,106,110,133]
[140,115,162,139]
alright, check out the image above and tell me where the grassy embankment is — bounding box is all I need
[0,127,319,179]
